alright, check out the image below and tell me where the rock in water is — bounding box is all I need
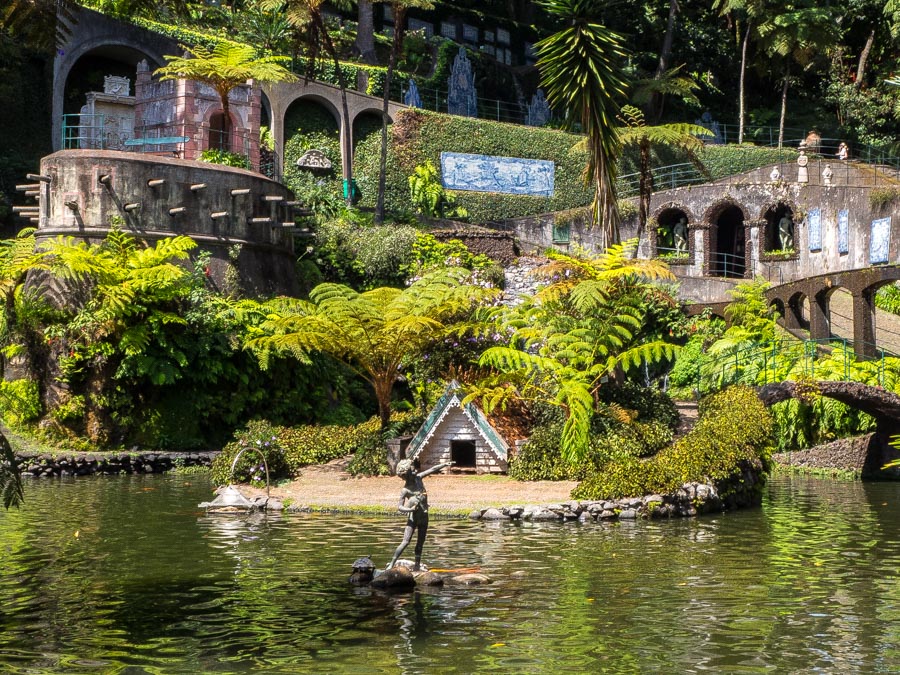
[446,573,492,585]
[371,566,416,589]
[414,571,444,586]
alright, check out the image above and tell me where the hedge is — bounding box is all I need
[353,109,594,221]
[573,386,774,500]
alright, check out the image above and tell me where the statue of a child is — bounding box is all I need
[388,458,455,571]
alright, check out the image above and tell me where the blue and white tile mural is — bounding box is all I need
[870,216,892,264]
[838,210,849,254]
[440,152,555,196]
[808,207,822,251]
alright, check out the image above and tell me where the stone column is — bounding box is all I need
[808,288,831,341]
[852,289,877,359]
[785,293,804,330]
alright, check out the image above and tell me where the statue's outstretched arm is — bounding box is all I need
[418,461,455,477]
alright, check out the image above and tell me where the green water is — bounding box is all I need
[1,474,899,673]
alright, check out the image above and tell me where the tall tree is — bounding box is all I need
[617,105,711,239]
[374,0,434,223]
[474,243,676,463]
[535,0,630,250]
[264,0,359,203]
[244,269,495,428]
[155,43,296,144]
[757,2,839,146]
[355,0,378,64]
[714,0,765,144]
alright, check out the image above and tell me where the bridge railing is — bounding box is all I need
[697,337,895,395]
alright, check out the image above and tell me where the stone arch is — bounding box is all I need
[704,198,750,278]
[770,297,786,321]
[759,200,800,252]
[203,109,242,154]
[53,33,172,151]
[651,202,696,258]
[786,290,810,331]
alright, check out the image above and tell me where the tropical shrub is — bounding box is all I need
[199,148,251,169]
[402,232,503,287]
[313,216,419,288]
[0,379,42,426]
[408,162,467,220]
[211,420,287,486]
[280,420,380,473]
[573,386,773,500]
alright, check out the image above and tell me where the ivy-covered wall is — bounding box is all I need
[353,109,594,222]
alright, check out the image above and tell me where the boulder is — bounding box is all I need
[371,566,416,589]
[447,573,492,585]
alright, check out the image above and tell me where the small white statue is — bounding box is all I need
[778,214,794,250]
[673,216,688,255]
[769,166,782,182]
[822,164,833,186]
[797,145,809,184]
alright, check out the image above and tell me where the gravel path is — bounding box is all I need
[241,457,578,513]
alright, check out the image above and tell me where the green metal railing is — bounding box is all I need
[699,337,892,395]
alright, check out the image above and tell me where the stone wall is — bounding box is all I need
[16,450,216,478]
[38,150,299,296]
[773,432,900,479]
[430,226,518,264]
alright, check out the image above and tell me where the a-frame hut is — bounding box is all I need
[405,382,508,473]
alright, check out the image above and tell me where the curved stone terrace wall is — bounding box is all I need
[37,150,299,297]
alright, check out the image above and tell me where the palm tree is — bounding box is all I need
[245,269,495,428]
[155,42,296,143]
[535,0,630,250]
[374,0,434,223]
[756,2,839,146]
[617,105,711,240]
[474,242,677,463]
[714,0,765,144]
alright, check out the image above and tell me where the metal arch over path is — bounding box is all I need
[765,265,900,359]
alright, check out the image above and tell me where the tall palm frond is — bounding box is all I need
[536,0,629,249]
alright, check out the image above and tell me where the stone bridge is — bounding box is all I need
[765,266,900,358]
[759,380,900,478]
[52,5,404,182]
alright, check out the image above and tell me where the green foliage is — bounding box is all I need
[875,283,900,315]
[281,101,343,204]
[408,161,467,220]
[313,215,419,288]
[0,378,41,426]
[599,382,679,432]
[695,145,798,180]
[473,244,677,462]
[402,232,503,287]
[280,418,380,473]
[869,187,900,210]
[574,386,773,499]
[354,109,594,222]
[199,148,251,169]
[210,419,287,486]
[509,417,581,481]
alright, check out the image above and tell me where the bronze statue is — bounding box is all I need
[388,458,454,571]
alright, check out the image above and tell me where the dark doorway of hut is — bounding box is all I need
[450,440,477,470]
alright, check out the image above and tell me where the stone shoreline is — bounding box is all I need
[15,450,217,477]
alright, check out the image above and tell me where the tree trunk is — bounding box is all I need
[220,91,231,150]
[638,138,652,241]
[651,0,679,121]
[320,21,354,205]
[738,21,750,144]
[778,65,789,148]
[855,26,876,90]
[374,377,394,430]
[356,0,378,65]
[375,5,405,224]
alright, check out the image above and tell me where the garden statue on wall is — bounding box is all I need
[388,458,455,571]
[779,213,794,250]
[822,164,833,186]
[797,144,809,184]
[673,216,688,255]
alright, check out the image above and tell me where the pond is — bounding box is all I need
[1,474,899,673]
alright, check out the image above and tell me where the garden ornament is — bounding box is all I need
[388,458,455,571]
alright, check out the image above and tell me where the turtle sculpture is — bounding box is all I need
[349,556,377,585]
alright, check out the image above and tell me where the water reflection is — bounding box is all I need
[1,475,900,672]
